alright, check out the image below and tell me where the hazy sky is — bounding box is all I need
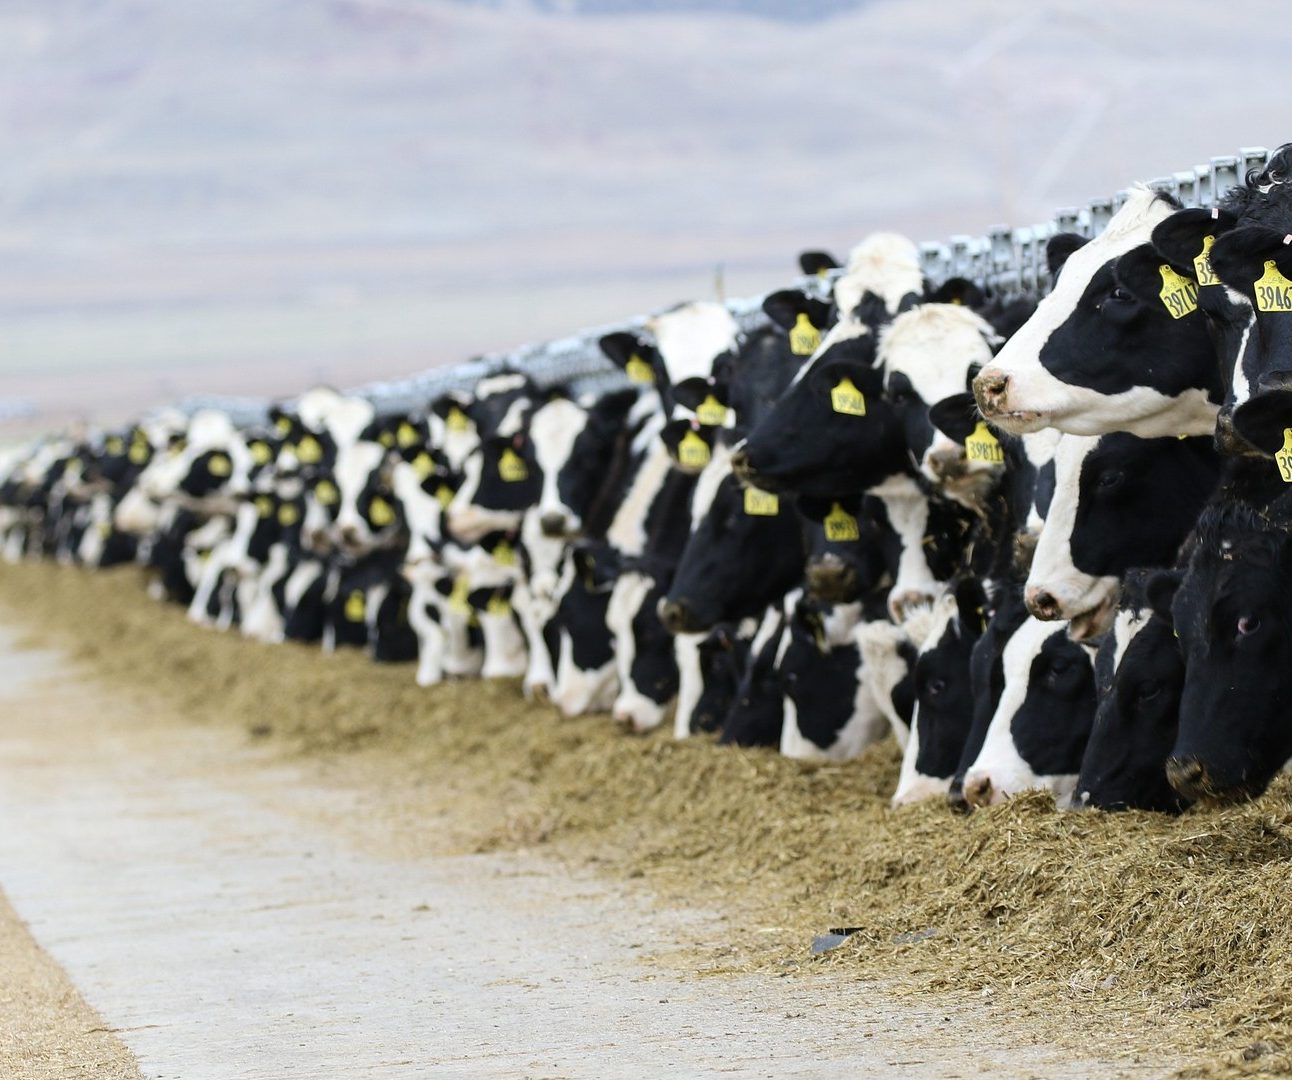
[2,0,1289,434]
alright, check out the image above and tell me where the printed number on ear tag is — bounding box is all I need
[277,503,300,526]
[695,394,728,426]
[625,353,655,384]
[412,452,435,479]
[498,448,528,482]
[789,312,821,356]
[368,496,395,528]
[1158,265,1198,319]
[315,480,338,506]
[208,453,232,477]
[824,503,860,542]
[255,495,274,519]
[1194,235,1218,286]
[1277,429,1292,484]
[830,376,866,416]
[435,484,454,508]
[1255,260,1292,312]
[743,487,780,516]
[250,441,273,466]
[446,407,471,433]
[344,590,366,623]
[964,421,1005,465]
[677,430,710,470]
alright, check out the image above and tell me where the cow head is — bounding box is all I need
[974,189,1220,438]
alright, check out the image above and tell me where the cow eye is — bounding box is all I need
[926,677,947,696]
[1136,679,1162,701]
[1237,615,1261,637]
[1097,470,1124,491]
[1109,286,1133,303]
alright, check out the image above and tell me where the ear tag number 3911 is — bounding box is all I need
[830,376,866,416]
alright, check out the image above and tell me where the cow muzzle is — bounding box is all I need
[658,598,702,635]
[1024,585,1063,621]
[805,554,857,604]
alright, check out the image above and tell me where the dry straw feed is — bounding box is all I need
[4,560,1292,1077]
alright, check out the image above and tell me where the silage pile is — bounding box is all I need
[5,560,1292,1075]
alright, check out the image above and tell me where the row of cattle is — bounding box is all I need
[8,144,1292,815]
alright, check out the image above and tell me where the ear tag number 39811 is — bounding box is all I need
[964,421,1005,465]
[1277,429,1292,483]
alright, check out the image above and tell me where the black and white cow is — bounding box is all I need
[973,188,1223,439]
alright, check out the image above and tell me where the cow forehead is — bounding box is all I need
[880,304,998,403]
[528,398,587,472]
[324,397,377,447]
[334,440,385,497]
[648,301,739,384]
[835,232,923,315]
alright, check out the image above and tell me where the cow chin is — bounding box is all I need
[890,774,952,808]
[1066,589,1119,642]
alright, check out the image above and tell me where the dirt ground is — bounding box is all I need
[0,562,1286,1077]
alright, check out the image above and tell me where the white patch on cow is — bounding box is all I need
[647,301,739,386]
[241,543,293,643]
[1026,433,1119,623]
[476,373,528,398]
[835,232,923,317]
[606,434,672,556]
[962,617,1087,805]
[332,439,386,546]
[1230,307,1257,408]
[391,462,445,564]
[670,631,705,739]
[888,595,956,805]
[479,605,528,679]
[608,571,669,733]
[871,475,939,618]
[529,397,589,528]
[855,615,919,752]
[1110,604,1151,674]
[511,575,556,699]
[292,387,346,432]
[982,188,1216,437]
[787,317,871,388]
[495,397,531,439]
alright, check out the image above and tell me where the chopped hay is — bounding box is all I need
[3,561,1292,1076]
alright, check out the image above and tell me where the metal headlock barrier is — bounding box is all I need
[174,145,1272,426]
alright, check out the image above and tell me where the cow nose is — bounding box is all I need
[926,446,966,479]
[1258,370,1292,395]
[658,598,693,635]
[946,784,972,815]
[972,368,1010,416]
[539,511,568,537]
[806,554,857,603]
[962,773,994,808]
[1024,585,1063,620]
[1165,755,1208,800]
[339,524,362,547]
[729,447,752,481]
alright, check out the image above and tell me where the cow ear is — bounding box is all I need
[659,419,716,473]
[671,376,728,414]
[954,576,989,635]
[928,276,985,309]
[1145,569,1183,627]
[1230,388,1292,456]
[1209,224,1292,298]
[1151,207,1238,276]
[798,250,838,277]
[1046,232,1089,280]
[1114,244,1198,315]
[430,392,472,420]
[543,383,572,403]
[761,289,831,334]
[928,392,981,444]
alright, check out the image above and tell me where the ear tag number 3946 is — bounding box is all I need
[1255,261,1292,312]
[830,376,866,416]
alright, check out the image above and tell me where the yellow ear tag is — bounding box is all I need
[296,435,322,464]
[278,503,301,526]
[830,376,867,416]
[435,484,454,509]
[1194,235,1218,287]
[412,451,435,479]
[448,574,472,615]
[128,440,150,464]
[208,453,232,477]
[788,312,821,356]
[314,480,338,506]
[677,429,711,470]
[397,421,419,448]
[446,407,470,433]
[66,456,81,471]
[625,353,655,384]
[694,394,728,426]
[743,487,780,516]
[1159,265,1199,319]
[378,431,396,448]
[824,503,860,542]
[1255,260,1292,312]
[368,496,395,527]
[1276,429,1292,483]
[97,521,112,539]
[344,590,366,622]
[492,540,516,567]
[498,448,528,482]
[964,421,1005,465]
[105,436,124,455]
[275,415,293,436]
[250,441,273,466]
[254,495,274,518]
[486,593,512,617]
